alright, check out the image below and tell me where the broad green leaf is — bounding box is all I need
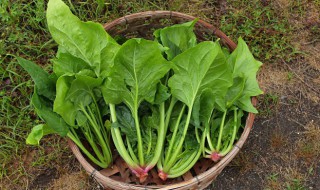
[16,57,55,101]
[168,41,232,109]
[32,88,69,136]
[227,37,263,113]
[154,20,197,60]
[199,89,215,124]
[191,96,201,128]
[47,0,118,76]
[102,38,171,111]
[66,75,103,106]
[226,76,246,108]
[53,46,91,77]
[100,42,121,73]
[235,95,258,113]
[26,124,55,145]
[54,75,103,126]
[53,75,78,126]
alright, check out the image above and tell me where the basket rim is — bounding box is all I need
[68,10,258,190]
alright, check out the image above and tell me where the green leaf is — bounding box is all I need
[154,83,171,104]
[112,106,137,141]
[32,88,69,136]
[168,41,232,109]
[199,89,215,124]
[102,38,171,111]
[47,0,118,76]
[227,37,263,113]
[16,56,56,101]
[100,42,121,74]
[26,124,55,145]
[54,75,103,126]
[154,19,197,60]
[235,95,258,113]
[53,46,91,78]
[66,75,103,106]
[222,109,244,142]
[53,75,78,126]
[226,76,246,108]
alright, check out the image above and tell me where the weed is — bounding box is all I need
[287,72,294,81]
[258,93,279,117]
[286,179,307,190]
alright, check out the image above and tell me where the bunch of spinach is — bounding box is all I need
[153,22,263,180]
[17,0,120,168]
[18,0,263,182]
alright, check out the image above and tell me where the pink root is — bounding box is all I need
[130,167,149,183]
[211,152,221,162]
[158,170,168,181]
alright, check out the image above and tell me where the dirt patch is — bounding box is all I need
[28,168,59,189]
[213,96,320,189]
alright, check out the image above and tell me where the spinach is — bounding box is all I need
[19,0,263,181]
[17,0,115,168]
[102,38,171,182]
[201,38,263,163]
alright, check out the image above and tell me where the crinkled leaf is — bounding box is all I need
[47,0,118,76]
[154,83,171,104]
[112,106,136,141]
[102,38,171,111]
[32,88,69,136]
[168,41,232,109]
[184,131,199,151]
[154,19,197,60]
[16,57,56,101]
[26,124,56,145]
[142,126,157,163]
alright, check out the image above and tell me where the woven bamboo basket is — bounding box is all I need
[68,11,258,190]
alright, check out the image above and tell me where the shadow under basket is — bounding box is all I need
[68,11,258,190]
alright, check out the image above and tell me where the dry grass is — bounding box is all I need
[48,171,97,190]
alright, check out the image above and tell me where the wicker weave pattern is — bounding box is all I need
[68,11,257,190]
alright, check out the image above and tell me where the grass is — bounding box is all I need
[1,0,319,189]
[219,0,299,63]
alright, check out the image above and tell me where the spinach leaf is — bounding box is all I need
[113,106,136,142]
[16,57,56,101]
[26,124,55,145]
[53,75,78,126]
[169,41,232,108]
[154,20,197,60]
[53,46,91,78]
[47,0,119,76]
[103,38,171,108]
[227,37,263,113]
[32,88,69,136]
